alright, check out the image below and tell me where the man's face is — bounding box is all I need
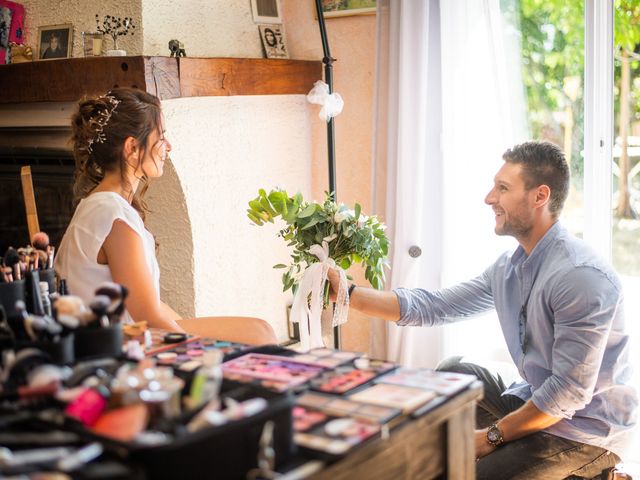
[50,36,59,50]
[485,162,536,239]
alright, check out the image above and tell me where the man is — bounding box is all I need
[328,141,637,479]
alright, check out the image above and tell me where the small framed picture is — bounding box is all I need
[37,23,73,60]
[322,0,376,18]
[251,0,282,24]
[259,24,288,59]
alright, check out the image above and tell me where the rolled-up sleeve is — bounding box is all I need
[394,268,495,327]
[531,266,620,419]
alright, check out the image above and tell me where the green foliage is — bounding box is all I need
[247,189,389,292]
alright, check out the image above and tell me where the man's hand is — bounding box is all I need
[475,428,497,459]
[326,266,341,302]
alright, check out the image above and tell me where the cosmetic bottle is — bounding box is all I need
[187,349,223,409]
[64,371,111,426]
[39,282,52,317]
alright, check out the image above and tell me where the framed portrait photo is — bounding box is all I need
[259,24,288,59]
[322,0,376,18]
[37,23,72,60]
[251,0,282,24]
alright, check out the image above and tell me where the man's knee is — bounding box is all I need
[436,355,466,373]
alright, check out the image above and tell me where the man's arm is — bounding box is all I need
[475,400,562,458]
[327,267,401,320]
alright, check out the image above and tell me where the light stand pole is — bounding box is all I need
[314,0,341,350]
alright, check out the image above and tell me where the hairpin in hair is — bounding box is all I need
[86,94,120,153]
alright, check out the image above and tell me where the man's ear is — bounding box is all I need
[534,184,551,209]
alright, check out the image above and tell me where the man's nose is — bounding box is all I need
[485,188,496,205]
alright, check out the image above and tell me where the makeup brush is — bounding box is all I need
[3,248,21,281]
[31,232,50,251]
[94,282,128,324]
[89,295,111,328]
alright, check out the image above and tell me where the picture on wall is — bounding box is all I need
[259,23,288,59]
[322,0,376,18]
[251,0,282,24]
[37,23,72,60]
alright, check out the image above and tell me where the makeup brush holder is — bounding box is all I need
[128,381,295,480]
[38,269,57,297]
[27,333,75,365]
[74,323,124,360]
[0,279,26,320]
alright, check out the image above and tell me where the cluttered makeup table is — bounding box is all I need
[135,328,484,480]
[0,319,482,480]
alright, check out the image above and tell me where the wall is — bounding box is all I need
[153,95,313,341]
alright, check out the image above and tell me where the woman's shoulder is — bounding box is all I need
[74,192,144,232]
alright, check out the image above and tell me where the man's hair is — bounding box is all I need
[502,141,570,217]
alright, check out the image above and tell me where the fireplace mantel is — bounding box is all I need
[0,56,322,104]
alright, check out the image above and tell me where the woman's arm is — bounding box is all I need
[101,219,184,332]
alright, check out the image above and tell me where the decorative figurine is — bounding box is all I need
[168,39,186,57]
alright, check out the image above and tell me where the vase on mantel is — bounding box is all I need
[106,36,126,57]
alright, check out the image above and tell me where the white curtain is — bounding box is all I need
[371,0,527,367]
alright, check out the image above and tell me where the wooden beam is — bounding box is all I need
[178,58,322,97]
[0,57,321,104]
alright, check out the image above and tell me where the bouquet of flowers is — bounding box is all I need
[247,188,389,349]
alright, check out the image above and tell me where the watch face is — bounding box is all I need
[487,429,500,442]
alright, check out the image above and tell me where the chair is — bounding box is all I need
[176,316,277,346]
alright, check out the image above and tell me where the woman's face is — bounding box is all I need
[138,113,171,179]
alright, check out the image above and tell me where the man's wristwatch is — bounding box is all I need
[486,423,504,447]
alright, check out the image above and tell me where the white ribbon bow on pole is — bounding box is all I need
[290,241,349,351]
[306,80,344,122]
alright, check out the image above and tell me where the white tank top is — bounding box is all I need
[55,191,160,323]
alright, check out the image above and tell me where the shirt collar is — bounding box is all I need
[510,221,563,268]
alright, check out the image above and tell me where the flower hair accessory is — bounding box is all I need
[86,94,120,153]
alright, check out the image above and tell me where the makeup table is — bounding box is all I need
[281,380,483,480]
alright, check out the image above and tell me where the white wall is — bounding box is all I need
[150,95,313,340]
[142,0,263,57]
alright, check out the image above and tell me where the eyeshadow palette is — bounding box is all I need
[308,359,396,395]
[221,353,327,392]
[293,405,380,458]
[349,383,438,413]
[375,368,476,396]
[296,392,400,424]
[146,330,251,373]
[291,348,362,369]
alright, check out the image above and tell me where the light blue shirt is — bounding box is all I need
[394,222,637,456]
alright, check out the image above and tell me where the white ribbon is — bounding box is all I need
[290,241,349,351]
[306,80,344,122]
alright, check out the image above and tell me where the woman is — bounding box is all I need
[56,88,275,344]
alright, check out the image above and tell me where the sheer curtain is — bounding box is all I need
[371,0,527,367]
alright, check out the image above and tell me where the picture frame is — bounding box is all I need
[37,23,72,60]
[251,0,282,24]
[259,23,288,59]
[322,0,376,18]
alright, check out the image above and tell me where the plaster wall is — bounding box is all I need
[152,95,313,341]
[141,0,263,57]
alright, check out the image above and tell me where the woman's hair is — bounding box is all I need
[71,87,163,222]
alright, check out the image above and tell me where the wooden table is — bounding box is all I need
[280,381,483,480]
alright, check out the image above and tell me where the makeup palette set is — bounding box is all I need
[143,329,253,373]
[292,391,401,458]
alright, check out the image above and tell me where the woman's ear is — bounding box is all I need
[123,137,140,166]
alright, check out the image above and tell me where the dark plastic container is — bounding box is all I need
[74,324,124,360]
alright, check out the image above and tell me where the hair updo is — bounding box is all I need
[71,87,163,222]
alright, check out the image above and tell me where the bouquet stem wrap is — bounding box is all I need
[290,241,349,350]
